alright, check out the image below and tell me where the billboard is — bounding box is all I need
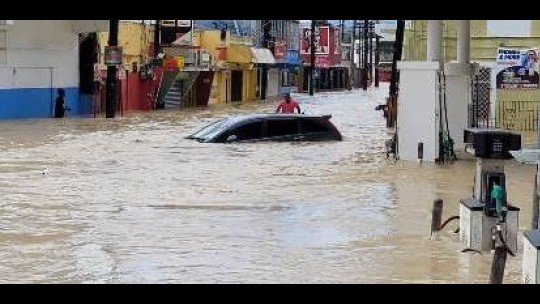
[301,26,330,55]
[496,47,539,89]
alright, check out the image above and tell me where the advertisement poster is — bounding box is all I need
[104,46,123,66]
[496,47,539,89]
[301,26,330,55]
[274,39,286,60]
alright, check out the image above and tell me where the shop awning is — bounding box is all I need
[250,47,275,64]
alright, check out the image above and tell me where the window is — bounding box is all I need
[300,119,329,133]
[230,121,263,140]
[266,119,298,137]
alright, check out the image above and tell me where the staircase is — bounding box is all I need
[163,78,183,109]
[163,72,200,109]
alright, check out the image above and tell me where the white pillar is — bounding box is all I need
[457,20,471,64]
[427,20,442,64]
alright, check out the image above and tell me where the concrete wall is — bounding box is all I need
[397,61,440,162]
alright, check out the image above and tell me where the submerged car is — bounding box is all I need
[187,114,342,143]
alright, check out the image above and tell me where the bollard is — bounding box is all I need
[489,246,508,284]
[418,142,424,162]
[431,199,444,236]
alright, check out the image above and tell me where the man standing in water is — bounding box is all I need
[276,93,301,114]
[54,88,66,118]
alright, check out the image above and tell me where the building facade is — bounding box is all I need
[403,20,540,132]
[0,20,107,119]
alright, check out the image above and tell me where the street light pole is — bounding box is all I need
[309,20,316,96]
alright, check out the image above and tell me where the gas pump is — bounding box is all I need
[460,128,521,254]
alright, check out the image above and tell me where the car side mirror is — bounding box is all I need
[226,135,238,143]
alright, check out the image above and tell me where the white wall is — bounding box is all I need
[444,63,471,150]
[397,61,440,162]
[1,20,81,89]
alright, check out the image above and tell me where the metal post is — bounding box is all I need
[375,34,380,87]
[309,20,316,96]
[105,20,119,119]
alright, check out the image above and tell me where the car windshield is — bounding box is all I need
[189,118,234,140]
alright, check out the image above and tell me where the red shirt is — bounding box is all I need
[277,100,299,113]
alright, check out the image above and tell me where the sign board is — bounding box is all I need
[201,52,211,63]
[301,26,330,55]
[177,20,192,27]
[496,47,539,89]
[104,46,123,66]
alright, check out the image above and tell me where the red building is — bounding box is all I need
[300,25,348,92]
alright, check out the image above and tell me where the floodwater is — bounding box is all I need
[0,85,535,283]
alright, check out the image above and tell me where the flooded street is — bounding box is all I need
[0,85,535,283]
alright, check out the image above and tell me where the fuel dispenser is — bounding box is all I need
[460,128,521,254]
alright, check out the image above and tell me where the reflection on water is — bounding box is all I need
[0,85,534,283]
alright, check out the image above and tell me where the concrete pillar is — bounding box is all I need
[457,20,470,64]
[427,20,441,64]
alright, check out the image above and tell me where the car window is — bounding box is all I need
[266,119,299,137]
[190,118,232,140]
[229,121,263,141]
[300,119,330,133]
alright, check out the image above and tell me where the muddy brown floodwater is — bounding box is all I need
[0,86,535,283]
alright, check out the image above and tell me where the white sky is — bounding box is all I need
[487,20,531,37]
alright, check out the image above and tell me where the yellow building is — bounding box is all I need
[98,21,153,70]
[195,30,258,105]
[404,20,540,132]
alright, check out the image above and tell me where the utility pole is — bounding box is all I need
[387,20,405,129]
[362,20,368,91]
[375,34,380,87]
[154,20,161,57]
[340,20,345,40]
[105,20,119,119]
[261,20,271,100]
[309,20,316,96]
[369,21,374,87]
[174,20,178,41]
[350,20,356,90]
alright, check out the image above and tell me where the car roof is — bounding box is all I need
[224,114,332,124]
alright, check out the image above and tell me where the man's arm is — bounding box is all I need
[276,104,282,113]
[296,104,301,114]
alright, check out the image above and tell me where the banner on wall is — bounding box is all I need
[496,47,539,89]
